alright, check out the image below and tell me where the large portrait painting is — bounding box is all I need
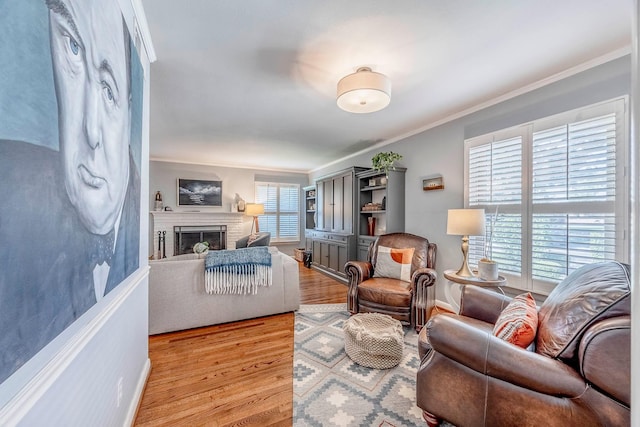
[0,0,143,384]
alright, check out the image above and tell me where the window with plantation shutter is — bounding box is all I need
[465,98,627,294]
[531,113,617,283]
[255,182,300,242]
[468,135,523,278]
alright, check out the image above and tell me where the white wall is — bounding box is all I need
[0,1,153,425]
[311,55,632,305]
[630,1,639,424]
[149,160,308,255]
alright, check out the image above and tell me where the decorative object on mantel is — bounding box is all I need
[177,178,222,206]
[193,241,210,254]
[154,191,163,211]
[422,175,444,191]
[245,203,265,234]
[372,151,402,176]
[478,206,500,280]
[447,209,485,277]
[235,193,246,212]
[337,67,391,114]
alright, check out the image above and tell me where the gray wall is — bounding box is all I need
[310,55,631,305]
[149,160,308,255]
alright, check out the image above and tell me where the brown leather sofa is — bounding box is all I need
[344,232,437,331]
[416,261,630,427]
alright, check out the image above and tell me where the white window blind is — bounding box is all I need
[465,98,627,294]
[255,182,300,242]
[468,136,523,277]
[530,113,617,282]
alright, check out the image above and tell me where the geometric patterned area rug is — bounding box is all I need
[293,304,425,427]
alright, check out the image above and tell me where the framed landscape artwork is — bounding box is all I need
[178,179,223,206]
[422,175,444,191]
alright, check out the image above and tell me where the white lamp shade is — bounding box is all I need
[245,203,264,216]
[447,209,485,236]
[337,67,391,114]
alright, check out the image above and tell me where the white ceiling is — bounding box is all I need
[142,0,632,173]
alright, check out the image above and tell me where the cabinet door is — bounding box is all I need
[342,173,353,233]
[357,245,369,262]
[312,239,322,266]
[332,176,343,232]
[337,244,349,274]
[328,243,340,272]
[319,241,330,268]
[316,182,325,230]
[322,180,334,231]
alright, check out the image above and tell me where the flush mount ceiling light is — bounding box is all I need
[337,67,391,114]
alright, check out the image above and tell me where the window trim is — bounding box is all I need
[464,97,628,295]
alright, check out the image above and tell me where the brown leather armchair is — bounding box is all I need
[344,232,437,332]
[416,261,630,427]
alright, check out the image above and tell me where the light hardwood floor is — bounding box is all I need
[134,262,347,427]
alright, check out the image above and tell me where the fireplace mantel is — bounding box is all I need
[150,211,247,257]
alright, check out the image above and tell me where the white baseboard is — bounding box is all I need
[435,298,455,314]
[126,358,151,426]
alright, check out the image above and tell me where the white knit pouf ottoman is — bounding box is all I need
[343,313,404,369]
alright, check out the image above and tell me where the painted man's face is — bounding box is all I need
[48,0,130,235]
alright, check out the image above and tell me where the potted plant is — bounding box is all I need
[478,207,499,280]
[193,241,210,254]
[371,151,402,177]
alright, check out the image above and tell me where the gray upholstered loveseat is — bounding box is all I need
[148,246,300,334]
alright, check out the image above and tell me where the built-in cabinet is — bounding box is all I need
[316,169,361,234]
[355,168,406,261]
[303,185,316,230]
[307,230,354,278]
[307,167,366,280]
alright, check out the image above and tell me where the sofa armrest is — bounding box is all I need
[579,316,630,405]
[412,267,437,289]
[345,261,372,314]
[426,314,587,397]
[459,285,513,324]
[235,235,249,248]
[412,267,437,331]
[247,232,271,247]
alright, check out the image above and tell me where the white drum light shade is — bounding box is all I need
[337,67,391,113]
[447,209,486,237]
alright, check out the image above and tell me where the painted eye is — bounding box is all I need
[69,37,79,55]
[102,83,114,102]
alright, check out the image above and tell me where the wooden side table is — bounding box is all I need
[443,269,507,312]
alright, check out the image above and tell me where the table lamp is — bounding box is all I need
[447,209,485,277]
[245,203,264,234]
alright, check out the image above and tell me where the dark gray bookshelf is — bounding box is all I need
[355,168,406,261]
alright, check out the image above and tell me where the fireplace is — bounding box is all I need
[174,225,227,255]
[151,211,244,258]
